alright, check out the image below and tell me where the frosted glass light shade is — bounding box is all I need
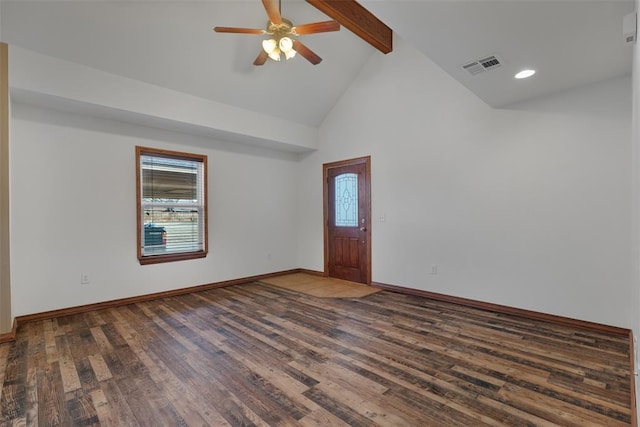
[279,37,293,52]
[268,48,281,61]
[262,39,277,54]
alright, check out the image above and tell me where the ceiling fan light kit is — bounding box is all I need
[260,19,297,62]
[213,0,340,66]
[262,36,296,62]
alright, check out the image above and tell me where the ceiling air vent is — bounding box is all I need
[462,61,485,76]
[462,54,502,76]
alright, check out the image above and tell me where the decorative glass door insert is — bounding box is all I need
[335,173,358,227]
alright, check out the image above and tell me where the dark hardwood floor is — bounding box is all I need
[0,282,632,426]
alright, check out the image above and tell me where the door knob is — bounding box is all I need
[360,227,367,232]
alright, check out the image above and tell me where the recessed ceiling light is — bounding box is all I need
[515,69,536,79]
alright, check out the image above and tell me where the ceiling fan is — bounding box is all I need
[213,0,340,65]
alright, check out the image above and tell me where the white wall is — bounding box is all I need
[299,37,633,328]
[10,103,299,316]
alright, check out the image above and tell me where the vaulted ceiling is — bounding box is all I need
[1,0,635,127]
[362,0,635,108]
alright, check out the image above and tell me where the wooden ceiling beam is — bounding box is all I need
[306,0,392,54]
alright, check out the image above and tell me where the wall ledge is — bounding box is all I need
[9,46,318,153]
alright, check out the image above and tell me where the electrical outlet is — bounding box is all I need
[80,274,90,284]
[431,265,438,275]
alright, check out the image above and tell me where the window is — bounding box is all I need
[136,146,207,264]
[334,172,358,227]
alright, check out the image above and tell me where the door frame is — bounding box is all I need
[323,156,372,284]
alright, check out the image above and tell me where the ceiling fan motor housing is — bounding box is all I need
[267,18,294,37]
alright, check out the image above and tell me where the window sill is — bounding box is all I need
[138,251,207,265]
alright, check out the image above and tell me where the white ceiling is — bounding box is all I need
[1,0,375,127]
[1,0,635,127]
[361,0,635,108]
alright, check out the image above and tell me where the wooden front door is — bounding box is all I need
[324,156,371,284]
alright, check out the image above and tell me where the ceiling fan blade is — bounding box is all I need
[253,50,269,66]
[213,27,265,34]
[292,40,322,65]
[293,20,340,35]
[262,0,282,24]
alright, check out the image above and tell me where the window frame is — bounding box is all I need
[136,146,208,265]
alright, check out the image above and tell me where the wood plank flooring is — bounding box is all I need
[0,282,632,426]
